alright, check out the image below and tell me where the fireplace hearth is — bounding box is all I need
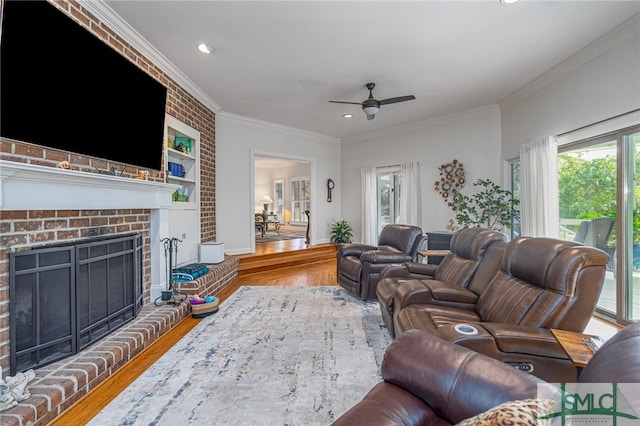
[9,233,143,375]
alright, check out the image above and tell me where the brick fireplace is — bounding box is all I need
[0,1,220,421]
[0,160,238,425]
[0,160,179,373]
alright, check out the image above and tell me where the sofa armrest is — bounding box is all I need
[434,323,568,360]
[405,262,438,276]
[332,382,437,426]
[378,262,438,281]
[395,279,478,308]
[481,323,569,359]
[433,323,576,382]
[360,250,412,264]
[337,243,377,258]
[381,330,547,423]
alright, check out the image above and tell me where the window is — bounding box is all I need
[376,168,401,236]
[290,177,310,224]
[509,161,521,240]
[273,179,284,220]
[512,126,640,325]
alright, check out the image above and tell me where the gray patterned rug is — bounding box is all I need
[256,231,307,243]
[88,286,392,425]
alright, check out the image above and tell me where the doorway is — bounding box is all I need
[254,156,311,246]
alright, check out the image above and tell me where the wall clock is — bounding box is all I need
[327,179,335,202]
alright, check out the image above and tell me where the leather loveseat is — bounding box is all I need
[336,224,425,300]
[376,227,507,337]
[332,322,640,425]
[393,236,610,382]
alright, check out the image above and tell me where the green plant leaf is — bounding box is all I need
[448,178,519,230]
[330,219,354,243]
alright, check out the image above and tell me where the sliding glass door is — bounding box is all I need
[557,127,640,323]
[511,126,640,325]
[622,129,640,320]
[558,135,617,315]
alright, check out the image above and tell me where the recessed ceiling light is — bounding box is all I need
[501,0,520,4]
[197,43,212,54]
[343,114,353,119]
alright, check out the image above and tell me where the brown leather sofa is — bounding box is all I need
[337,224,425,300]
[332,322,640,425]
[376,228,507,337]
[394,236,609,382]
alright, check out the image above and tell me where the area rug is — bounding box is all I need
[256,231,307,243]
[88,286,392,425]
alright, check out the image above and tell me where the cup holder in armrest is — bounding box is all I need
[454,324,479,335]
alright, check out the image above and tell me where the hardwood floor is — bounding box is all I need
[52,239,336,425]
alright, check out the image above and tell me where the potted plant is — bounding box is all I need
[449,178,519,231]
[330,219,354,243]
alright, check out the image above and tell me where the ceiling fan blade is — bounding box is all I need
[328,100,363,105]
[366,114,376,121]
[379,95,416,105]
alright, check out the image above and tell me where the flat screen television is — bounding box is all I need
[0,0,167,171]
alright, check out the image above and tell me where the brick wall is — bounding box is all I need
[0,0,217,373]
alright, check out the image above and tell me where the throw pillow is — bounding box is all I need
[455,398,556,426]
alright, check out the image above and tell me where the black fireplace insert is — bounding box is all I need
[9,233,143,374]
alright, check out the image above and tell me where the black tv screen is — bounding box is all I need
[0,0,167,171]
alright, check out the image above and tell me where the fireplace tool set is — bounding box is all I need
[156,237,188,306]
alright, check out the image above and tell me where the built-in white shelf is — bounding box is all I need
[163,115,201,267]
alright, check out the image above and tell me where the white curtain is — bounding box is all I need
[519,135,559,237]
[361,166,377,245]
[399,162,420,226]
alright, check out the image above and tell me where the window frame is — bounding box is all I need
[290,176,310,224]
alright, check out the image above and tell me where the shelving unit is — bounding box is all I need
[163,115,201,266]
[165,118,198,208]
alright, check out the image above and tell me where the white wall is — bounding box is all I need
[254,168,274,212]
[501,17,640,157]
[340,105,502,242]
[217,112,341,254]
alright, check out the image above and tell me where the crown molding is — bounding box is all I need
[341,104,500,144]
[79,0,221,112]
[217,111,341,144]
[499,13,640,109]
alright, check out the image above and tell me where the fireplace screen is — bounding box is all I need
[9,233,143,374]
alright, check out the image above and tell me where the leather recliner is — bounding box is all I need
[332,322,640,425]
[337,224,425,300]
[376,227,508,337]
[394,236,610,382]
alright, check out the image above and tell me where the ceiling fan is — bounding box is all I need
[329,83,415,120]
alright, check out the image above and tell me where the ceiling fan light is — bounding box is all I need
[363,106,379,115]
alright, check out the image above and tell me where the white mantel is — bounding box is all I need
[0,159,181,300]
[0,160,178,210]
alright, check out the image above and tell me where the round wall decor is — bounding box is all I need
[434,159,465,206]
